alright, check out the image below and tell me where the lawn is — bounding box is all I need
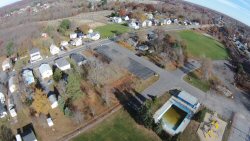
[95,24,129,38]
[184,71,210,92]
[178,31,228,60]
[72,110,161,141]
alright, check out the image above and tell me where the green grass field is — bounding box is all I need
[178,31,228,60]
[95,24,129,38]
[72,110,160,141]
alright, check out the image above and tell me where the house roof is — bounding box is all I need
[39,64,52,74]
[2,58,11,66]
[48,94,57,104]
[178,91,198,106]
[29,48,40,54]
[21,128,37,141]
[22,69,35,85]
[70,53,86,64]
[55,58,70,67]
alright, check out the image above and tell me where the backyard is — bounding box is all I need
[178,31,229,60]
[94,24,129,38]
[72,110,161,141]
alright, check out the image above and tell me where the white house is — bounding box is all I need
[123,16,129,21]
[71,38,82,46]
[2,58,12,71]
[174,18,178,24]
[60,41,69,47]
[141,21,147,27]
[48,94,58,109]
[129,21,139,29]
[0,92,7,118]
[146,20,152,27]
[50,44,60,55]
[39,64,53,79]
[88,32,100,41]
[30,48,42,63]
[166,19,172,25]
[55,58,71,71]
[112,17,122,23]
[88,29,93,34]
[8,76,16,93]
[146,13,154,19]
[22,69,35,85]
[70,33,77,39]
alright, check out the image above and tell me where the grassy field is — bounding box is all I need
[72,110,161,141]
[184,71,210,92]
[178,31,228,60]
[95,24,129,38]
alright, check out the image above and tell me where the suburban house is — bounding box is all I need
[18,125,38,141]
[166,19,172,25]
[29,48,42,63]
[111,17,122,23]
[60,41,69,47]
[87,32,100,40]
[137,45,149,51]
[71,38,82,46]
[153,90,200,135]
[8,96,17,117]
[49,44,60,55]
[48,93,58,109]
[146,20,153,27]
[146,13,154,19]
[2,58,12,71]
[70,33,77,39]
[70,53,87,66]
[127,38,138,47]
[173,18,178,24]
[129,20,139,29]
[8,76,16,93]
[55,58,71,71]
[123,16,129,21]
[0,92,7,118]
[39,64,53,79]
[22,69,35,85]
[141,20,147,27]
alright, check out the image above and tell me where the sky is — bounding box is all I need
[184,0,250,26]
[0,0,21,7]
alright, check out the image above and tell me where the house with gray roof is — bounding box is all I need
[29,48,42,63]
[70,53,87,66]
[55,58,71,71]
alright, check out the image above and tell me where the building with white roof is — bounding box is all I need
[29,48,42,63]
[39,64,53,79]
[22,69,35,85]
[50,44,60,55]
[2,58,12,71]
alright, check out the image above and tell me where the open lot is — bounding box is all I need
[95,24,129,38]
[72,110,161,141]
[178,31,229,60]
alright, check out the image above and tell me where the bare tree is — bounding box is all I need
[200,57,213,80]
[137,30,148,44]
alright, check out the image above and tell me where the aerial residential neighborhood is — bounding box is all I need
[0,0,249,141]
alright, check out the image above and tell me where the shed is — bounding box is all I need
[47,117,54,127]
[50,44,60,55]
[48,94,58,109]
[70,53,87,66]
[2,58,12,71]
[8,76,16,93]
[70,33,77,39]
[22,69,35,85]
[39,64,53,79]
[71,38,82,46]
[55,58,71,71]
